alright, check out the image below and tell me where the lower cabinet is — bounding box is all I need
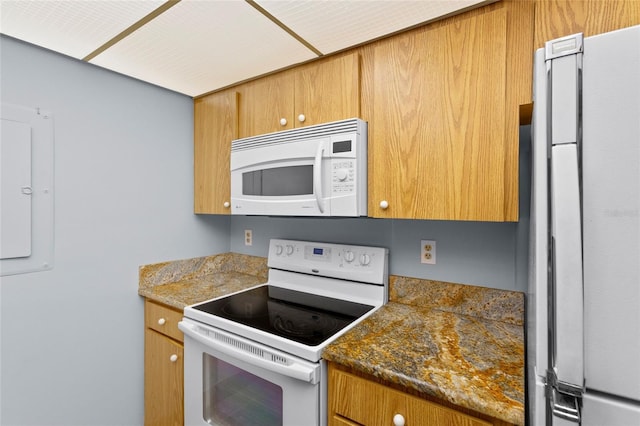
[144,300,184,426]
[328,363,498,426]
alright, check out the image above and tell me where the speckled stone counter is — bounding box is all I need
[323,276,525,425]
[138,252,268,309]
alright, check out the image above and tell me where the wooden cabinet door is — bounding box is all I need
[364,6,509,221]
[329,365,491,426]
[294,51,361,127]
[144,329,183,426]
[238,51,360,138]
[194,90,238,214]
[534,0,640,49]
[238,70,295,138]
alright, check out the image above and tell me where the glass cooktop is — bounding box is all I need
[191,285,374,346]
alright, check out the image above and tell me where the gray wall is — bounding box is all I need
[231,217,523,292]
[0,36,230,425]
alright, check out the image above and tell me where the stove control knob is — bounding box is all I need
[344,250,355,263]
[286,245,294,255]
[359,253,371,266]
[275,245,283,255]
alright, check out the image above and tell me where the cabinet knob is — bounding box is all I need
[393,414,405,426]
[297,114,306,123]
[280,118,287,126]
[223,201,230,208]
[379,200,389,210]
[169,354,178,363]
[157,318,166,326]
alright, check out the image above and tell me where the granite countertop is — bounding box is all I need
[138,254,524,425]
[323,276,525,425]
[138,252,268,309]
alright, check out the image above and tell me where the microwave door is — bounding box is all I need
[231,138,330,216]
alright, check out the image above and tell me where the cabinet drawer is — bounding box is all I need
[329,365,491,426]
[145,300,183,343]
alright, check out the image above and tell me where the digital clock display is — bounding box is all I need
[305,245,330,261]
[332,140,352,153]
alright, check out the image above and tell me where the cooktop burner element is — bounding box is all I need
[270,305,339,339]
[192,285,374,346]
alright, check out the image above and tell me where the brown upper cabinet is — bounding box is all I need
[238,51,361,138]
[193,52,360,214]
[362,0,533,221]
[534,0,640,49]
[193,0,639,220]
[194,89,238,214]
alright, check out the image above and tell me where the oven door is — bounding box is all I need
[179,318,325,426]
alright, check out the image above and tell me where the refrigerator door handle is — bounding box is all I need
[546,33,585,393]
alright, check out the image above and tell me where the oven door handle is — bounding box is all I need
[179,321,320,384]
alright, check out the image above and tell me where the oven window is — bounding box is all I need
[203,353,283,426]
[242,165,313,196]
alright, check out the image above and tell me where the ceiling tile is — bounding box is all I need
[256,0,493,54]
[88,0,318,96]
[0,0,164,59]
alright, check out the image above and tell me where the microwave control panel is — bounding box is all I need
[331,159,356,194]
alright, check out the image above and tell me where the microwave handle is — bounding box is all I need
[313,144,325,213]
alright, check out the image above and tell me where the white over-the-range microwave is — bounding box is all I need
[230,118,367,217]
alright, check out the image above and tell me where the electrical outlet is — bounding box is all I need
[421,240,436,264]
[244,229,253,246]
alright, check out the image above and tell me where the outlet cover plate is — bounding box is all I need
[421,240,436,264]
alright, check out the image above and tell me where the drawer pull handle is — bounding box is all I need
[380,200,389,210]
[157,318,166,326]
[393,413,405,426]
[280,118,287,126]
[169,354,178,363]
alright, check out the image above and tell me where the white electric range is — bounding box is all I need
[179,239,389,426]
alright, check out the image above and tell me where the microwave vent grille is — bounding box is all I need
[232,118,364,151]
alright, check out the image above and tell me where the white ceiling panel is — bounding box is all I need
[88,0,318,96]
[256,0,493,55]
[1,0,493,97]
[0,0,164,59]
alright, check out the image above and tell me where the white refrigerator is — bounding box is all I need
[528,25,640,425]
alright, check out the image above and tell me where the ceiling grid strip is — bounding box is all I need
[245,0,323,57]
[82,0,181,62]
